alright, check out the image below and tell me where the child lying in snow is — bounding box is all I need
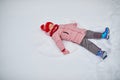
[40,22,110,60]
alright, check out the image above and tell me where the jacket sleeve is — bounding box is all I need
[60,23,86,33]
[59,23,77,28]
[52,34,65,52]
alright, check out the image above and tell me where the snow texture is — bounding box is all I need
[0,0,120,80]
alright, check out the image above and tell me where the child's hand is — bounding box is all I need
[62,49,70,55]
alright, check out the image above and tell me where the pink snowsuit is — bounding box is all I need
[50,23,87,52]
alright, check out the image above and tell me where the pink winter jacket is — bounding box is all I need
[51,23,87,52]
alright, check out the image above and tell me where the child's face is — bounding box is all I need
[49,24,54,31]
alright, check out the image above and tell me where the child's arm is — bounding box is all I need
[59,23,77,28]
[52,34,69,55]
[60,23,86,33]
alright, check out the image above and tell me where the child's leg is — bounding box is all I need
[80,38,101,54]
[85,27,110,39]
[80,38,107,59]
[85,30,102,39]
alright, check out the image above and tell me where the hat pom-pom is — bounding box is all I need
[40,24,45,31]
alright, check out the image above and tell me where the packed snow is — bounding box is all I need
[0,0,120,80]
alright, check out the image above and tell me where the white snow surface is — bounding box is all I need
[0,0,120,80]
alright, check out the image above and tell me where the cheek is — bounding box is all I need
[49,25,54,30]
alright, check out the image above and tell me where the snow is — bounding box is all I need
[0,0,120,80]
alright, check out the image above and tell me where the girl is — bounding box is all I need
[40,22,109,60]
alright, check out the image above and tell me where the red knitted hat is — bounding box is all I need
[40,22,53,32]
